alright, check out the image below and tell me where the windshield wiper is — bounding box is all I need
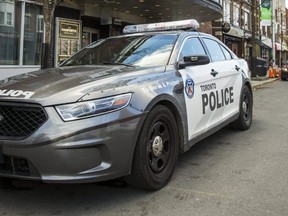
[102,62,135,67]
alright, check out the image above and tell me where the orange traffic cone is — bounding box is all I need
[269,67,274,78]
[273,67,277,77]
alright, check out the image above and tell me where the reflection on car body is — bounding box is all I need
[0,19,253,190]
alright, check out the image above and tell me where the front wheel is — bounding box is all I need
[126,105,179,190]
[230,85,253,130]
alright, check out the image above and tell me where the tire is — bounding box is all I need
[126,105,179,190]
[0,177,13,189]
[230,85,253,130]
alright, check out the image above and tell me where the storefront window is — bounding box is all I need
[0,1,20,65]
[23,3,43,65]
[0,1,43,66]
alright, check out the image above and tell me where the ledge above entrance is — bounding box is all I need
[67,0,222,22]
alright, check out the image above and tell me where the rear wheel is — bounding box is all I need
[126,105,179,190]
[230,85,253,130]
[0,177,13,188]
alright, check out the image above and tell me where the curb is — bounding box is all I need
[252,78,278,91]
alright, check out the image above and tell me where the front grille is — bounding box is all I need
[0,103,47,139]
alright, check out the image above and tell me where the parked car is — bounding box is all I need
[0,19,253,190]
[281,64,288,80]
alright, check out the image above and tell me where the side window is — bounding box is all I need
[220,45,232,60]
[203,38,226,62]
[179,37,206,61]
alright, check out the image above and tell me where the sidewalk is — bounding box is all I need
[251,77,278,90]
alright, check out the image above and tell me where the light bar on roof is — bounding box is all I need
[123,19,200,34]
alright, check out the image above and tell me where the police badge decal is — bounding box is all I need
[185,75,194,99]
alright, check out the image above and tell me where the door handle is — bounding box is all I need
[211,69,218,77]
[235,65,240,71]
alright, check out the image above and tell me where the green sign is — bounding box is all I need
[261,0,271,26]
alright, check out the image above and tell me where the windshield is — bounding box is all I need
[61,34,177,67]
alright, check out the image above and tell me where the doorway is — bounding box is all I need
[82,27,99,48]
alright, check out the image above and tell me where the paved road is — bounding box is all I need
[0,80,287,216]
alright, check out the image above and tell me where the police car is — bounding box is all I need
[0,19,253,190]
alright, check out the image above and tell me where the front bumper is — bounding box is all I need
[0,105,144,183]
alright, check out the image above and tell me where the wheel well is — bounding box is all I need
[245,82,252,93]
[156,100,185,154]
[244,81,253,104]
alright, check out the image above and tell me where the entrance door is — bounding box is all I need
[82,27,99,48]
[178,36,217,139]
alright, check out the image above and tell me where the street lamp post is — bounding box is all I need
[241,0,257,77]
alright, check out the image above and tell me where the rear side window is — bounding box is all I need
[179,37,206,61]
[203,38,226,62]
[220,45,232,60]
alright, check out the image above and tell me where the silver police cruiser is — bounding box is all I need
[0,20,253,190]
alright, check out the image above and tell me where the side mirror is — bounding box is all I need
[178,55,210,69]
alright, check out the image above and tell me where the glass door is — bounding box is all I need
[82,27,99,48]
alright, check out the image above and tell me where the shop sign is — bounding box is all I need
[55,18,82,66]
[113,18,122,26]
[59,21,80,39]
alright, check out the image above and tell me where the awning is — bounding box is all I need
[275,42,288,51]
[275,42,282,51]
[261,38,272,48]
[256,39,271,49]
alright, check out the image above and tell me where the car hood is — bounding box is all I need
[0,65,164,106]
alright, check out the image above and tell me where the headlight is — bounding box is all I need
[55,93,132,121]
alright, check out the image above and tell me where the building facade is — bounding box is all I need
[0,0,287,79]
[0,0,222,79]
[211,0,287,76]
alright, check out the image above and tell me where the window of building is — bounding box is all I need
[0,1,44,66]
[37,15,44,32]
[223,1,231,23]
[0,12,4,25]
[6,12,12,26]
[233,4,240,26]
[267,26,271,38]
[262,26,266,36]
[244,11,250,30]
[24,14,32,30]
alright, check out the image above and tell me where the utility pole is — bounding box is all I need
[240,0,258,76]
[280,12,283,68]
[251,0,257,77]
[271,0,276,67]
